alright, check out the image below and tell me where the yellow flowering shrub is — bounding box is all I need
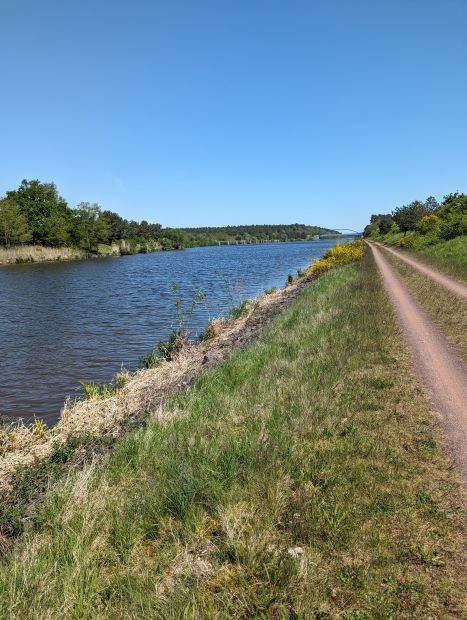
[307,240,364,278]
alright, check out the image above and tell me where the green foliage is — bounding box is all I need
[228,299,250,319]
[0,199,31,248]
[1,178,340,254]
[363,222,379,238]
[393,198,438,233]
[370,213,394,234]
[42,215,71,247]
[73,202,109,251]
[81,381,116,400]
[157,330,184,360]
[366,193,466,251]
[138,350,160,369]
[5,179,70,244]
[180,223,338,245]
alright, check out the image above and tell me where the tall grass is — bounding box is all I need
[0,245,84,264]
[0,253,464,618]
[417,235,467,282]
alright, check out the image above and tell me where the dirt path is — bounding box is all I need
[369,242,467,484]
[374,242,467,300]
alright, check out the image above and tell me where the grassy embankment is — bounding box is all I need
[0,248,465,618]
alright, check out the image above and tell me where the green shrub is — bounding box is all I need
[158,330,187,361]
[228,300,250,319]
[138,351,160,369]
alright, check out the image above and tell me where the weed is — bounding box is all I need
[81,382,116,400]
[30,418,47,437]
[114,370,131,388]
[138,351,160,369]
[198,322,217,342]
[228,299,250,319]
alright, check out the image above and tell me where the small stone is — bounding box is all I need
[287,546,304,558]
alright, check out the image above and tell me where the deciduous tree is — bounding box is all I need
[0,199,32,247]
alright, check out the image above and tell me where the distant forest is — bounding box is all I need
[181,224,337,246]
[0,179,336,251]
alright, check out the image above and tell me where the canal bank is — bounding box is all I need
[0,248,465,618]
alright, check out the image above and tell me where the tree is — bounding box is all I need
[73,203,109,251]
[6,179,71,243]
[363,223,379,238]
[0,199,32,247]
[43,216,71,247]
[392,200,434,233]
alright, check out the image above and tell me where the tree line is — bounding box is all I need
[363,193,467,247]
[0,179,336,251]
[0,179,175,251]
[180,223,336,246]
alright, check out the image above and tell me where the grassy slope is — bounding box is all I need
[382,250,467,359]
[417,236,467,282]
[0,254,465,619]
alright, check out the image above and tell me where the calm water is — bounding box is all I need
[0,240,338,424]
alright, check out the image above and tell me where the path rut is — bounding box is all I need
[375,242,467,300]
[369,242,467,485]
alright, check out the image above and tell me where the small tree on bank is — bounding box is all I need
[73,202,109,251]
[0,199,32,248]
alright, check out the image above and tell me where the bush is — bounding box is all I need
[307,240,364,278]
[138,351,160,369]
[158,330,187,361]
[416,214,441,235]
[439,213,467,240]
[228,300,250,319]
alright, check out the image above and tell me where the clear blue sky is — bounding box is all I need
[1,0,466,231]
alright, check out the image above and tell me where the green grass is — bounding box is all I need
[417,236,467,282]
[0,254,465,619]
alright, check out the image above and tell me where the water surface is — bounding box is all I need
[0,240,337,424]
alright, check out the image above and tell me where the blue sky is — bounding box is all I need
[1,0,466,231]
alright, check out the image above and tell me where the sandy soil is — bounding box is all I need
[369,242,467,484]
[375,242,467,300]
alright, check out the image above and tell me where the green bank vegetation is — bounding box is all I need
[0,249,465,618]
[363,192,467,280]
[0,179,336,264]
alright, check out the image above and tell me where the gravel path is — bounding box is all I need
[374,242,467,300]
[369,242,467,485]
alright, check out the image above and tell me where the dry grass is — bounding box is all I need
[0,245,84,265]
[0,277,310,489]
[383,249,467,358]
[0,253,465,618]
